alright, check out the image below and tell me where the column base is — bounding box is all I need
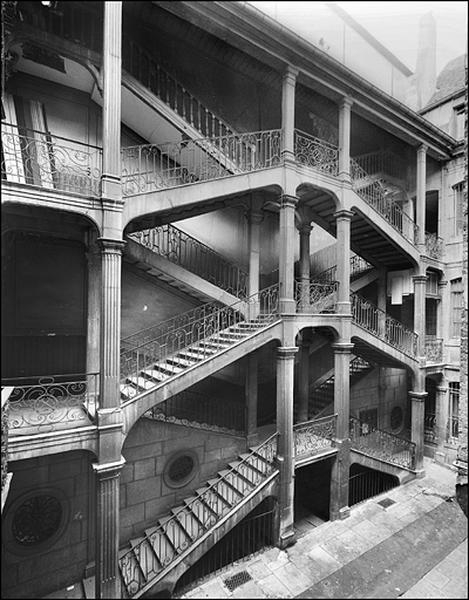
[335,301,351,314]
[277,528,296,550]
[414,468,426,479]
[279,299,297,314]
[330,505,351,521]
[435,450,446,464]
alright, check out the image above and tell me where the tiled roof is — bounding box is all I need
[426,54,467,106]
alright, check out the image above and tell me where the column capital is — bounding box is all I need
[92,457,126,477]
[412,274,427,284]
[331,342,354,353]
[436,385,448,393]
[340,96,354,109]
[333,209,354,221]
[280,194,299,209]
[277,346,299,359]
[409,391,428,401]
[438,279,448,288]
[417,144,428,155]
[248,210,264,225]
[97,237,126,253]
[298,223,313,235]
[283,64,299,81]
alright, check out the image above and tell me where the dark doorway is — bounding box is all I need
[294,458,333,534]
[349,464,398,506]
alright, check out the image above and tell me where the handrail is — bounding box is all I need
[128,224,248,298]
[294,129,339,176]
[119,432,278,595]
[351,292,418,357]
[1,122,102,196]
[349,415,416,470]
[352,150,407,182]
[312,255,373,284]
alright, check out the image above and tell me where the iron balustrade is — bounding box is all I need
[120,284,280,388]
[3,373,99,430]
[128,225,248,298]
[425,337,443,363]
[351,293,418,357]
[351,150,407,183]
[312,255,373,284]
[294,280,338,313]
[145,389,245,434]
[294,129,339,176]
[121,301,221,352]
[121,129,282,196]
[424,232,444,260]
[424,413,437,443]
[349,467,398,506]
[1,123,102,196]
[350,158,418,244]
[118,432,278,596]
[294,414,337,458]
[349,416,416,470]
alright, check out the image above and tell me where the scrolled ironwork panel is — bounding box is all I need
[294,130,339,175]
[294,415,337,458]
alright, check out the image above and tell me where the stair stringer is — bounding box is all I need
[350,449,417,484]
[122,321,283,434]
[133,473,279,598]
[350,269,379,292]
[351,324,419,372]
[124,236,244,310]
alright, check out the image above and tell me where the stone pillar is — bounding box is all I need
[435,381,449,463]
[248,200,263,319]
[86,243,101,409]
[338,97,353,181]
[377,268,387,337]
[102,1,122,199]
[279,195,298,313]
[93,458,125,600]
[413,274,427,357]
[298,223,312,311]
[281,66,299,163]
[245,353,258,444]
[409,390,427,472]
[98,238,125,409]
[330,342,353,520]
[276,346,298,548]
[416,145,427,249]
[438,280,448,361]
[335,210,353,313]
[297,334,310,423]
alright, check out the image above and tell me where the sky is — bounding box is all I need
[249,1,468,74]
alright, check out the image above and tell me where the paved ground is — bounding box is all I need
[178,458,468,599]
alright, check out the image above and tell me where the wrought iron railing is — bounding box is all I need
[1,123,102,196]
[350,158,418,244]
[294,129,339,176]
[4,373,99,430]
[349,416,416,470]
[424,413,437,443]
[424,232,444,260]
[294,280,338,313]
[294,415,337,458]
[351,293,418,357]
[352,150,407,183]
[128,224,248,298]
[118,432,278,596]
[312,255,373,284]
[425,337,443,363]
[120,284,280,388]
[121,129,282,196]
[145,389,245,434]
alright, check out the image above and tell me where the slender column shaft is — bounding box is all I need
[279,195,298,313]
[297,337,310,423]
[102,1,122,197]
[416,145,427,248]
[248,205,263,318]
[413,275,427,357]
[281,66,298,162]
[298,225,312,311]
[86,246,101,377]
[377,269,387,335]
[410,391,427,471]
[435,383,449,459]
[276,346,298,548]
[338,97,353,180]
[94,458,125,600]
[335,210,353,313]
[245,353,258,441]
[99,239,125,409]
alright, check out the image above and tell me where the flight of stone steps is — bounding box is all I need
[81,436,278,598]
[120,316,274,402]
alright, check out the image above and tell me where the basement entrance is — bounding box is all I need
[349,464,399,506]
[173,497,275,597]
[294,458,333,534]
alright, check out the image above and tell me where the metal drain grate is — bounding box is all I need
[377,497,396,508]
[223,570,253,592]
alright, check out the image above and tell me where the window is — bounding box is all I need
[450,278,463,337]
[452,104,465,140]
[425,298,438,336]
[448,382,460,440]
[163,451,198,489]
[426,272,439,296]
[452,182,465,236]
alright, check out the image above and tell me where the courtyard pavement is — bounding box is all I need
[179,458,468,599]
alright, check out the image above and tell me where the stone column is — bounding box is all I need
[279,195,298,313]
[297,333,310,423]
[276,346,298,548]
[101,1,122,200]
[330,342,353,520]
[377,268,387,337]
[281,66,299,163]
[409,390,427,472]
[335,210,353,314]
[435,380,449,463]
[245,353,258,444]
[86,243,101,409]
[338,97,353,181]
[416,145,427,249]
[98,238,125,410]
[413,274,427,357]
[247,200,263,319]
[438,280,448,362]
[298,223,312,312]
[93,458,125,600]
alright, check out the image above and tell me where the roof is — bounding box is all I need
[426,54,467,107]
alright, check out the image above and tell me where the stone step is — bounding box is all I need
[145,525,176,571]
[129,537,161,581]
[143,368,169,382]
[158,514,191,555]
[228,459,264,485]
[153,361,184,375]
[119,547,146,597]
[127,375,157,390]
[183,495,218,529]
[194,485,231,517]
[218,469,253,496]
[207,477,242,506]
[166,355,197,368]
[171,505,206,541]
